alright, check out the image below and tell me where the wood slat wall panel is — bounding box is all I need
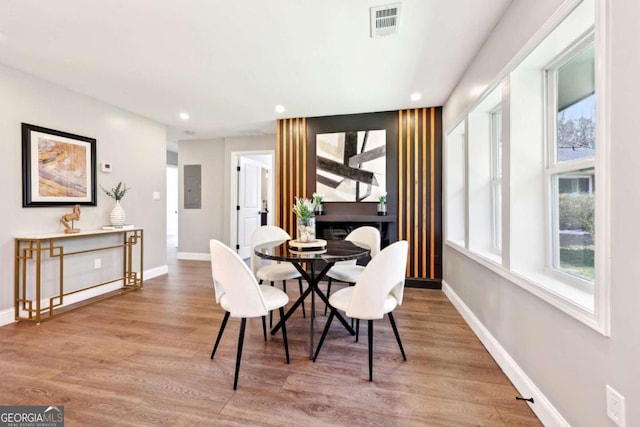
[276,118,308,238]
[398,108,441,280]
[422,108,428,278]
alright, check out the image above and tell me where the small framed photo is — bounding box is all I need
[22,123,97,207]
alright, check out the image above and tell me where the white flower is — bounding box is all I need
[312,192,323,204]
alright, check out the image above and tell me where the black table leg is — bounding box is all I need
[270,260,355,358]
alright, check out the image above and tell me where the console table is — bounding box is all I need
[14,228,143,323]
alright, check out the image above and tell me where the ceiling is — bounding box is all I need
[0,0,512,148]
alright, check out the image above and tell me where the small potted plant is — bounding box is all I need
[312,192,324,215]
[101,182,131,226]
[292,197,316,242]
[377,191,387,216]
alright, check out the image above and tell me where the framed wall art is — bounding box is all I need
[22,123,97,207]
[316,129,386,202]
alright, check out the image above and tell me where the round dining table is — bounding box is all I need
[254,238,370,358]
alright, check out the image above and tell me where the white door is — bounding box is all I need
[166,165,178,255]
[237,157,262,259]
[166,166,178,236]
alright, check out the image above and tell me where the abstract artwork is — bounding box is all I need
[22,123,96,207]
[316,129,386,202]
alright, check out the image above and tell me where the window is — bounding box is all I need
[445,122,466,246]
[445,0,608,333]
[547,36,595,284]
[553,169,595,281]
[490,108,502,252]
[466,85,502,261]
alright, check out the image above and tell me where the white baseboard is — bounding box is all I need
[177,252,210,261]
[0,264,169,327]
[145,264,169,279]
[0,308,16,327]
[442,280,569,427]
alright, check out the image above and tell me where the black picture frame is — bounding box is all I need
[22,123,97,207]
[316,129,387,202]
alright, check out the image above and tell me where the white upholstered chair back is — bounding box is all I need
[346,240,408,320]
[336,226,381,266]
[210,239,268,318]
[250,225,291,275]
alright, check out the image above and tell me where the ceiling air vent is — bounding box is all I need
[370,3,402,38]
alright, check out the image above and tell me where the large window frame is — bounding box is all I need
[444,0,610,335]
[490,107,502,253]
[444,122,466,248]
[545,32,596,289]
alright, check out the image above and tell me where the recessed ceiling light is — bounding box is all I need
[410,93,422,101]
[179,112,190,120]
[184,130,196,135]
[275,105,285,114]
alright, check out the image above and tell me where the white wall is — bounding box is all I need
[177,134,275,256]
[177,138,225,256]
[0,63,168,323]
[443,0,640,426]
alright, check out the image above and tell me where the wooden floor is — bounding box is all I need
[0,259,541,426]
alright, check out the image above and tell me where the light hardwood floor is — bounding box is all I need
[0,259,541,426]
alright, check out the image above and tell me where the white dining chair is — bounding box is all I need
[324,226,381,315]
[251,225,306,319]
[209,239,290,390]
[313,240,408,382]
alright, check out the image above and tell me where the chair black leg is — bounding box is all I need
[388,312,407,361]
[211,311,230,359]
[355,319,360,343]
[279,307,290,364]
[233,318,247,390]
[368,320,374,382]
[324,278,333,315]
[312,310,335,362]
[349,283,355,329]
[269,280,275,328]
[298,278,306,318]
[281,280,286,293]
[262,316,267,342]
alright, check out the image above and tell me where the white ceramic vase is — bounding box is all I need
[110,200,126,226]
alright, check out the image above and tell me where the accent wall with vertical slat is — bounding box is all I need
[276,118,307,238]
[275,109,442,285]
[397,107,442,281]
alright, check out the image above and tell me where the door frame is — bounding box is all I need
[230,150,275,254]
[166,164,179,242]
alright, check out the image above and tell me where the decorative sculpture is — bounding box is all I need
[60,204,81,234]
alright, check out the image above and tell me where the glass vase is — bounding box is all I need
[315,203,324,216]
[297,216,316,242]
[377,202,387,216]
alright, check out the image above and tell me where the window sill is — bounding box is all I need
[445,242,605,335]
[446,238,465,250]
[469,247,502,266]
